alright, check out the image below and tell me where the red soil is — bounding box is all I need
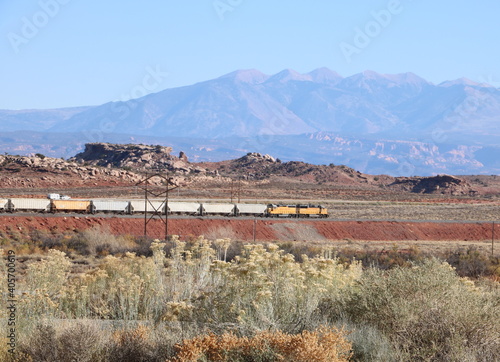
[0,215,496,243]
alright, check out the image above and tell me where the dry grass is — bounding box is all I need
[324,201,500,222]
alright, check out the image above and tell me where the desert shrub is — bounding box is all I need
[20,324,58,361]
[104,324,179,362]
[339,322,396,362]
[30,229,65,250]
[277,242,429,268]
[17,249,72,331]
[131,236,155,257]
[331,245,427,270]
[445,246,499,278]
[19,322,105,362]
[66,233,90,254]
[211,238,231,262]
[170,326,352,362]
[222,239,244,261]
[57,322,105,361]
[17,321,180,362]
[55,239,360,333]
[190,244,362,333]
[67,226,135,256]
[321,259,500,361]
[162,236,215,304]
[106,325,158,362]
[277,241,325,262]
[0,349,32,362]
[60,244,166,320]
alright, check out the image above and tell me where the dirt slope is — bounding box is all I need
[1,215,496,243]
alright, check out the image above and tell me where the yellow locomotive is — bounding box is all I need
[266,204,328,218]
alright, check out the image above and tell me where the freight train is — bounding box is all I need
[0,198,328,218]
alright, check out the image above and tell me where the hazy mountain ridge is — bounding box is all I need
[0,68,498,175]
[0,106,91,132]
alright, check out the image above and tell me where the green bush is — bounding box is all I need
[320,259,500,361]
[337,322,396,362]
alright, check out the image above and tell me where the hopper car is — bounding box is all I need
[0,198,328,218]
[51,200,92,213]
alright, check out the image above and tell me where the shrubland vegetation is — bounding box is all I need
[0,228,499,361]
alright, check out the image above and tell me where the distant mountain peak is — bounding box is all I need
[267,69,312,83]
[307,68,343,84]
[383,72,431,86]
[341,70,431,90]
[439,77,492,88]
[361,70,380,78]
[218,69,269,84]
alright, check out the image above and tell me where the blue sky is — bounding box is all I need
[1,0,499,109]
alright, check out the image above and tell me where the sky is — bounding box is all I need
[1,0,499,110]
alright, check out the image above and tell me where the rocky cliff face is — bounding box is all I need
[390,175,476,196]
[70,143,208,174]
[0,153,145,188]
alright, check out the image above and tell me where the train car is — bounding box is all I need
[266,204,328,218]
[167,202,201,216]
[201,203,236,216]
[9,198,51,213]
[235,203,267,216]
[51,200,92,213]
[129,200,165,214]
[91,200,130,214]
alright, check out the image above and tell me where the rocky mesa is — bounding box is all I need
[70,143,209,175]
[0,142,493,198]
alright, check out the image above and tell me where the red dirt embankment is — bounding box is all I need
[0,215,496,242]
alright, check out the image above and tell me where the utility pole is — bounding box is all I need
[253,218,256,243]
[230,179,234,203]
[230,177,242,203]
[238,177,242,203]
[493,222,495,256]
[136,172,179,241]
[144,172,148,237]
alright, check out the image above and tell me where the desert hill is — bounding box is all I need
[0,143,496,200]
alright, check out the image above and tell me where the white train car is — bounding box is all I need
[9,198,51,212]
[92,200,130,214]
[167,202,201,215]
[236,203,267,216]
[130,200,165,214]
[201,203,236,216]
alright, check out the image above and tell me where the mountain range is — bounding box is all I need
[1,68,499,176]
